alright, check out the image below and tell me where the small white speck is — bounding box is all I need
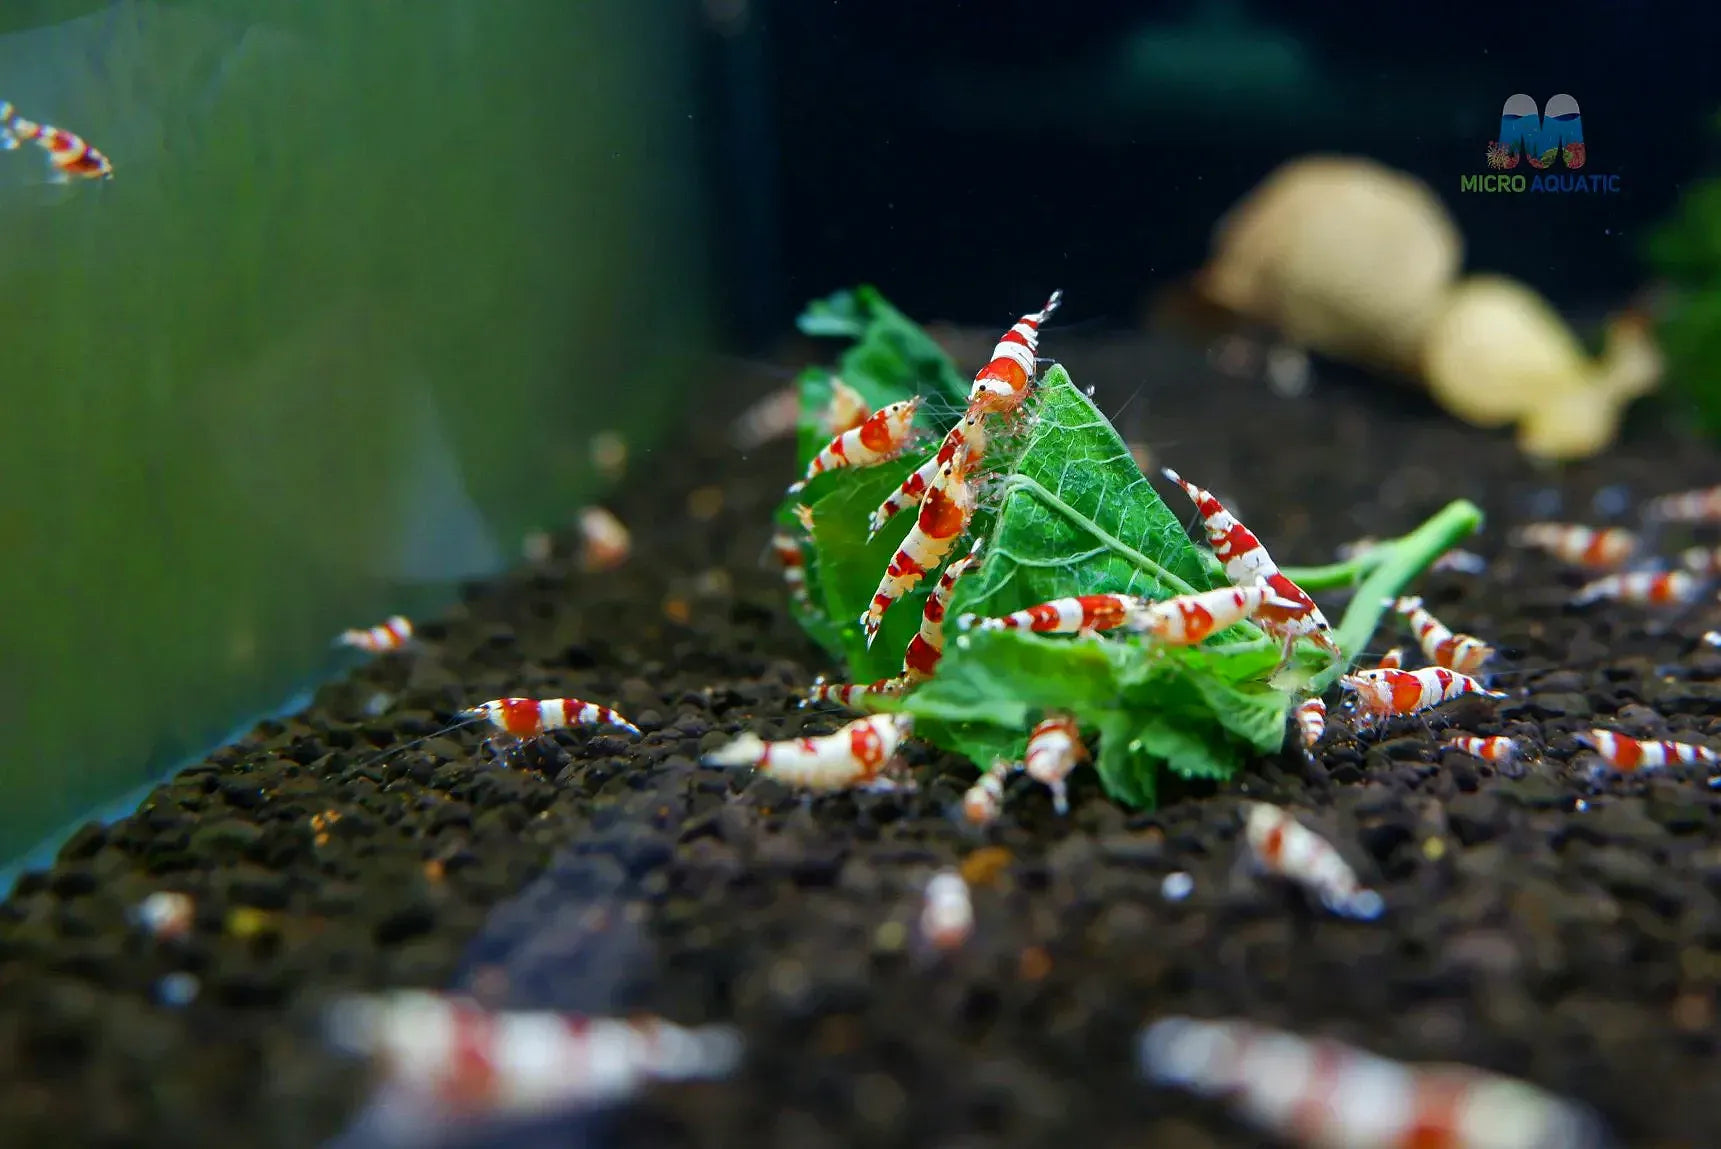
[1129,739,1143,752]
[1161,871,1194,901]
[1574,798,1590,810]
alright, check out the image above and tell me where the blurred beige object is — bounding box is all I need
[1421,276,1663,460]
[1196,156,1663,460]
[1198,155,1462,376]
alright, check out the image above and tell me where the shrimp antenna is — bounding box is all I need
[355,711,487,770]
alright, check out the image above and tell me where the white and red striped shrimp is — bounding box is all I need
[1646,485,1721,524]
[920,869,974,952]
[579,507,632,572]
[1161,468,1339,662]
[1023,713,1087,815]
[821,377,870,435]
[1509,522,1637,569]
[961,759,1014,826]
[465,698,642,746]
[1293,698,1326,760]
[1376,647,1406,670]
[1681,546,1721,577]
[868,413,988,538]
[958,592,1148,638]
[1575,729,1720,776]
[861,443,978,647]
[1393,596,1495,674]
[964,290,1064,418]
[1244,801,1383,919]
[1571,569,1696,606]
[771,508,815,613]
[1138,1015,1612,1149]
[806,541,983,710]
[337,614,414,654]
[1445,733,1520,766]
[1127,583,1299,646]
[0,101,112,181]
[702,712,915,792]
[803,673,911,710]
[323,991,742,1124]
[901,537,984,680]
[787,397,921,495]
[1339,667,1507,727]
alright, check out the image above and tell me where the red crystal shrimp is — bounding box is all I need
[1126,583,1301,646]
[861,443,978,647]
[1340,667,1507,728]
[961,758,1014,826]
[901,537,984,679]
[804,537,984,709]
[965,289,1064,419]
[323,991,743,1122]
[1392,596,1495,674]
[1445,733,1520,766]
[1571,570,1697,606]
[1293,698,1326,761]
[578,507,632,572]
[868,412,988,538]
[1243,801,1383,919]
[1138,1015,1613,1149]
[771,505,817,614]
[821,378,870,435]
[1376,647,1406,670]
[1509,522,1637,569]
[0,101,113,181]
[1575,729,1720,776]
[919,869,974,953]
[337,615,414,654]
[1161,468,1338,663]
[787,397,922,496]
[869,290,1060,536]
[802,675,911,710]
[1023,713,1088,815]
[466,697,641,747]
[1646,484,1721,524]
[701,712,916,792]
[957,591,1148,637]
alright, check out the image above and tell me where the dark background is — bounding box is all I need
[697,0,1721,348]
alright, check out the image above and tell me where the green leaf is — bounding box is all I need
[774,285,1481,814]
[801,461,945,683]
[779,286,976,673]
[794,285,969,463]
[948,366,1228,625]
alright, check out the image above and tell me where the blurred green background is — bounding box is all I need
[0,0,707,860]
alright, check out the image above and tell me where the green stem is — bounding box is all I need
[1279,552,1389,590]
[1309,499,1485,694]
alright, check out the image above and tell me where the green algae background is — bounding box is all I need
[0,1,709,859]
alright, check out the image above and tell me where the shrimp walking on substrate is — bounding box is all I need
[702,712,917,792]
[1138,1015,1613,1149]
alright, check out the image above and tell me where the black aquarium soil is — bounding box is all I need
[5,332,1721,1149]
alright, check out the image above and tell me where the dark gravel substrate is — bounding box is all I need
[6,331,1721,1149]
